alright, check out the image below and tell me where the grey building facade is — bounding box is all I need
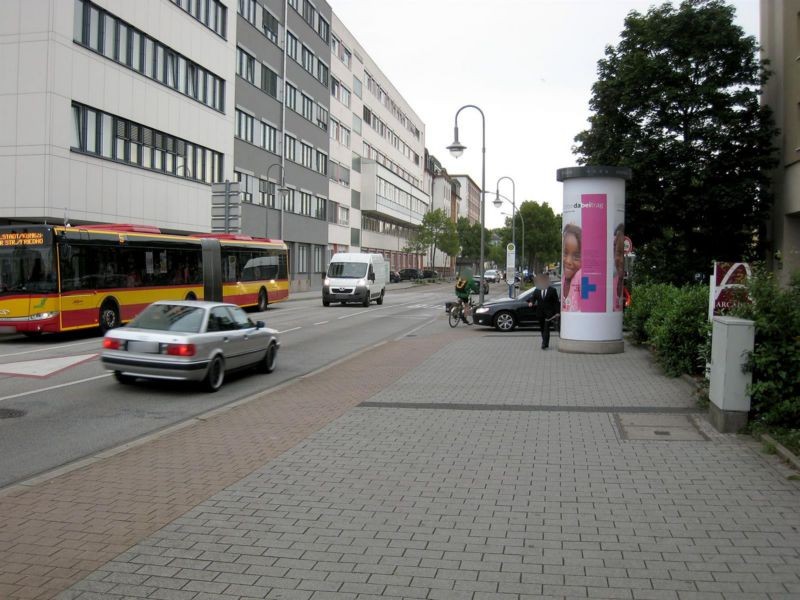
[233,0,332,292]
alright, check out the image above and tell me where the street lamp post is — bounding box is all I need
[493,177,516,298]
[447,105,486,306]
[265,163,289,240]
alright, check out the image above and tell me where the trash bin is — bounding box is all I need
[708,316,755,433]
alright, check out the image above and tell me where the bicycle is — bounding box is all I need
[449,296,475,327]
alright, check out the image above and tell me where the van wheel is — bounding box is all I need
[257,288,268,311]
[362,293,370,307]
[99,301,119,333]
[322,299,330,307]
[376,289,384,305]
[203,355,225,392]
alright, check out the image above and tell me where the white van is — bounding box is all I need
[323,253,388,307]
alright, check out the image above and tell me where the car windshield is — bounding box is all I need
[328,262,367,278]
[129,304,205,333]
[0,245,57,295]
[517,287,537,301]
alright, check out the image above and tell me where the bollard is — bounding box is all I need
[708,316,755,433]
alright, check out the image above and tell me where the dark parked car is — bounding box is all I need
[398,268,422,281]
[473,282,561,331]
[421,270,440,280]
[390,270,401,283]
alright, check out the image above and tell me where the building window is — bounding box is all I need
[353,76,362,98]
[74,0,225,112]
[300,191,312,216]
[235,170,254,203]
[173,0,226,37]
[301,94,314,121]
[352,114,362,135]
[313,244,324,271]
[262,7,279,43]
[316,105,328,131]
[301,45,314,74]
[235,109,255,143]
[262,121,278,153]
[261,64,278,98]
[237,0,256,25]
[236,47,255,84]
[284,134,296,161]
[71,101,222,183]
[315,150,327,176]
[331,35,351,68]
[338,206,349,226]
[315,198,326,221]
[300,142,313,168]
[317,16,329,43]
[285,82,297,111]
[302,0,316,28]
[331,76,350,108]
[286,31,298,61]
[284,188,295,212]
[297,244,309,273]
[316,61,329,87]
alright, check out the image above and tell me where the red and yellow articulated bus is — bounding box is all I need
[0,224,289,335]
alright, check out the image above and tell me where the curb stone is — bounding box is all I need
[760,433,800,472]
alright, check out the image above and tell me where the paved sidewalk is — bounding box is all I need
[4,327,800,600]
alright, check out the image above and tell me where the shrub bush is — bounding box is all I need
[625,283,676,344]
[734,269,800,427]
[647,285,709,376]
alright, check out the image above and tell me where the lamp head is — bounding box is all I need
[492,194,502,209]
[278,186,290,197]
[447,141,466,159]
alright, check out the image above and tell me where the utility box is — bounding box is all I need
[709,316,755,433]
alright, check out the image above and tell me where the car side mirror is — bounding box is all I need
[256,320,265,329]
[369,273,375,282]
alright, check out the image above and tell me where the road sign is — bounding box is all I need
[623,236,633,255]
[506,243,515,282]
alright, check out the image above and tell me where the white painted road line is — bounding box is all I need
[277,327,303,334]
[0,373,112,404]
[0,338,99,358]
[313,321,329,326]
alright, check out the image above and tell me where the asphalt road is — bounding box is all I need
[0,283,483,489]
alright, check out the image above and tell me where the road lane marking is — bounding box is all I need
[336,302,416,320]
[0,338,99,358]
[0,373,112,404]
[0,354,98,378]
[313,321,328,326]
[277,327,302,334]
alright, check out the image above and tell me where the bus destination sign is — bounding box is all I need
[0,231,46,247]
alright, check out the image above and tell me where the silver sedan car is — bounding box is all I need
[101,301,280,392]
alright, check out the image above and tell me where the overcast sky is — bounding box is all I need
[330,0,759,228]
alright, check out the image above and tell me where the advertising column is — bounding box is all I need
[556,166,631,354]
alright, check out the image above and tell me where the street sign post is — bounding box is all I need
[506,242,516,298]
[623,236,633,255]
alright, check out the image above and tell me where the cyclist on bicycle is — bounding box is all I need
[454,271,480,324]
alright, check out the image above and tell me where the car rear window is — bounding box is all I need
[129,305,204,333]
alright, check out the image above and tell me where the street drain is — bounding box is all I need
[615,413,707,441]
[0,408,25,419]
[654,430,671,436]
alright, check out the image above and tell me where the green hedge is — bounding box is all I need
[625,283,709,376]
[734,269,800,428]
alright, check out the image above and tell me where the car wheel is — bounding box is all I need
[203,355,225,392]
[99,301,119,333]
[257,288,268,311]
[258,342,277,374]
[114,371,135,385]
[494,311,516,332]
[376,290,384,305]
[322,299,330,307]
[362,293,370,307]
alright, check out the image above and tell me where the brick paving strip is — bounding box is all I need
[0,328,469,600]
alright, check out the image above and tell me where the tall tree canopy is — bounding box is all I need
[493,201,562,273]
[406,209,458,268]
[573,0,777,284]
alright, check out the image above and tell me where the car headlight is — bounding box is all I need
[357,278,366,286]
[324,278,331,286]
[30,311,59,320]
[475,307,490,314]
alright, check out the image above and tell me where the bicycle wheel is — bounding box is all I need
[448,305,461,327]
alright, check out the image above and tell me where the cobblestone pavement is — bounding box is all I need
[15,330,800,600]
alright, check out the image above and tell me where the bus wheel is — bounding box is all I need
[257,288,268,311]
[185,292,197,301]
[99,302,119,333]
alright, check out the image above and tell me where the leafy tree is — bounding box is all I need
[456,217,482,260]
[407,209,458,268]
[573,0,777,285]
[493,201,562,273]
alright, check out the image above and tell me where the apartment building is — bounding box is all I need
[451,174,481,225]
[0,0,235,232]
[232,0,332,292]
[331,16,429,272]
[761,0,800,283]
[423,151,460,272]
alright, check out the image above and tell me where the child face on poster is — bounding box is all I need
[562,226,581,283]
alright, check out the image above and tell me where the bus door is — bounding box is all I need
[57,240,99,330]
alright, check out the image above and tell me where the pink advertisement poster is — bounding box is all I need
[562,194,608,313]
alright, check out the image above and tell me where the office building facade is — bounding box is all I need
[451,175,481,225]
[1,0,236,232]
[761,0,800,283]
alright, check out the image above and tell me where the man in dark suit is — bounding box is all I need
[528,274,560,349]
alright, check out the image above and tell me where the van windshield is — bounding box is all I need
[327,262,367,278]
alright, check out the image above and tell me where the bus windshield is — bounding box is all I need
[0,246,57,295]
[327,262,367,279]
